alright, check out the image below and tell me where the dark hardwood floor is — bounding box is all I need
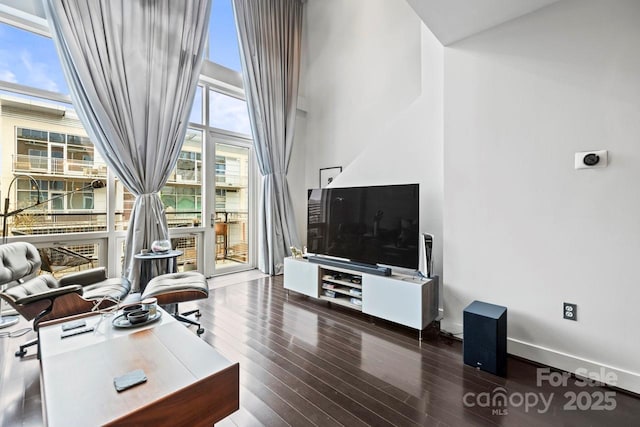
[1,274,639,426]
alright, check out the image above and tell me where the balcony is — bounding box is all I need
[215,174,248,189]
[167,159,202,184]
[12,154,107,178]
[8,212,107,236]
[215,211,248,265]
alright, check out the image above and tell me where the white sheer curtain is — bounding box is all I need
[43,0,211,290]
[233,0,303,275]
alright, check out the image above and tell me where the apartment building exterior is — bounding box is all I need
[0,94,250,277]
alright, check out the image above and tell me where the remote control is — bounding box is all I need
[60,326,95,339]
[61,320,87,331]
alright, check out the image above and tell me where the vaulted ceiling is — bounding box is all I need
[405,0,562,45]
[2,0,563,47]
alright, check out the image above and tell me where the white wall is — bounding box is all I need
[299,0,640,395]
[297,0,444,278]
[443,0,640,392]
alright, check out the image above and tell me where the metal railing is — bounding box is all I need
[8,212,108,236]
[12,154,107,178]
[167,159,203,184]
[12,154,209,185]
[215,211,249,264]
[215,173,248,188]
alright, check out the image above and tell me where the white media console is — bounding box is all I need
[284,257,438,340]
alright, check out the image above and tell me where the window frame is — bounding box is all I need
[0,13,257,278]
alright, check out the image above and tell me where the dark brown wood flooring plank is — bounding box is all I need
[207,318,392,427]
[210,309,464,427]
[206,277,640,427]
[282,289,501,390]
[4,273,640,427]
[236,383,292,427]
[206,332,366,427]
[264,281,565,426]
[273,277,640,427]
[204,284,485,426]
[206,304,400,426]
[208,281,501,424]
[277,281,633,427]
[204,334,341,427]
[207,287,497,427]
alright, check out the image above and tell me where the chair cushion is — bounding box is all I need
[59,267,107,287]
[82,277,131,302]
[3,274,60,301]
[0,242,42,285]
[141,272,208,305]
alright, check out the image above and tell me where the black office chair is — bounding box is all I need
[0,242,130,357]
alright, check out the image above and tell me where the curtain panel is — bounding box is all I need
[233,0,303,275]
[43,0,211,290]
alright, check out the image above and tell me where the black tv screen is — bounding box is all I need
[307,184,419,270]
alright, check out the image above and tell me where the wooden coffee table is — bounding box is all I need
[38,308,239,427]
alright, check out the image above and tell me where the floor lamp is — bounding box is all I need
[0,175,105,329]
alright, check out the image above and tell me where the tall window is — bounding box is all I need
[207,0,242,71]
[214,142,250,269]
[115,128,204,230]
[209,90,251,135]
[16,127,104,177]
[5,125,108,236]
[0,22,68,94]
[0,8,255,276]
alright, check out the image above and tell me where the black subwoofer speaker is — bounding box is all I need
[463,300,507,377]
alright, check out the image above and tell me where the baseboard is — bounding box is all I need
[439,319,640,394]
[508,338,640,395]
[440,317,462,335]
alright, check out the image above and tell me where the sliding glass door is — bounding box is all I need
[212,140,252,273]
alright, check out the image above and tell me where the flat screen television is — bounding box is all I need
[307,184,419,270]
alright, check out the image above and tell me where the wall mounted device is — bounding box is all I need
[575,150,607,170]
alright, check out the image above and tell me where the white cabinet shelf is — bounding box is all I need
[321,270,363,310]
[284,257,438,338]
[321,275,362,289]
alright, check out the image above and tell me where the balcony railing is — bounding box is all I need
[215,174,248,188]
[12,154,107,178]
[167,159,203,184]
[166,210,202,228]
[215,211,248,264]
[8,212,107,236]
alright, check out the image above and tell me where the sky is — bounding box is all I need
[0,22,68,94]
[209,0,242,72]
[0,0,250,135]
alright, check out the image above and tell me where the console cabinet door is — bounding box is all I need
[362,275,426,329]
[284,258,320,297]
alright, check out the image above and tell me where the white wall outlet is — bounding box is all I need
[575,150,607,169]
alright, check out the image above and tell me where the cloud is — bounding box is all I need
[0,49,17,83]
[0,69,17,83]
[19,50,60,92]
[209,91,252,135]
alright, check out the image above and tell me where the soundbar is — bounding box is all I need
[306,255,392,276]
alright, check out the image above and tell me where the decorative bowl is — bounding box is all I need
[123,304,143,315]
[151,239,171,253]
[127,310,150,324]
